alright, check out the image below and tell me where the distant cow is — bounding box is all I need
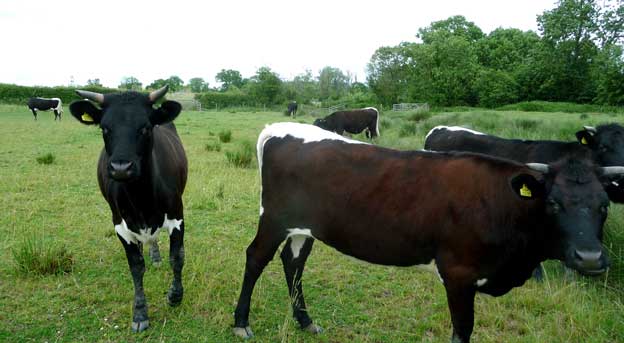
[313,107,380,139]
[424,124,624,280]
[27,97,63,120]
[233,122,618,342]
[69,85,187,333]
[287,101,298,117]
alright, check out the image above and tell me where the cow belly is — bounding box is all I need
[114,214,183,245]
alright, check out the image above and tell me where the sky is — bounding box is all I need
[0,0,555,88]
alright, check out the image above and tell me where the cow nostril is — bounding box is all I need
[574,249,602,262]
[110,161,133,172]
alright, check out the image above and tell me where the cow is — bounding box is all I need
[27,97,63,121]
[69,85,187,333]
[233,122,619,342]
[424,125,624,280]
[313,107,380,139]
[287,101,298,117]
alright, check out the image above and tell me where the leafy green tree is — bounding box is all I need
[166,76,184,92]
[216,69,245,91]
[318,66,350,100]
[417,15,484,44]
[189,77,209,93]
[245,67,282,105]
[282,70,319,104]
[147,78,167,90]
[367,43,415,105]
[119,76,142,90]
[474,69,519,107]
[87,78,102,87]
[592,44,624,105]
[477,28,541,72]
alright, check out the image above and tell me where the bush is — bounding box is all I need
[0,83,118,105]
[36,153,55,165]
[205,141,221,152]
[498,101,624,114]
[194,90,252,109]
[225,141,255,168]
[12,237,74,275]
[474,69,519,108]
[218,130,232,143]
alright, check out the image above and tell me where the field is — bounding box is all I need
[1,104,623,342]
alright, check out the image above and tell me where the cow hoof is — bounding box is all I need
[233,326,254,339]
[167,289,183,307]
[131,320,150,332]
[304,323,323,334]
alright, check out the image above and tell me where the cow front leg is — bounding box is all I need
[54,110,59,120]
[118,235,150,332]
[445,284,476,343]
[167,220,184,306]
[31,109,37,120]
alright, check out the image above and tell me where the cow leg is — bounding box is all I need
[280,236,322,334]
[445,284,476,343]
[233,215,286,339]
[54,110,59,121]
[149,239,162,267]
[167,220,185,306]
[118,235,150,332]
[31,109,37,120]
[532,264,544,282]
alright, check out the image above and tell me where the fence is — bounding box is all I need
[392,103,429,111]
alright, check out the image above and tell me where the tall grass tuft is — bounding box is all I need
[36,153,55,165]
[514,118,540,130]
[409,111,432,122]
[225,141,255,168]
[205,141,222,152]
[12,236,74,275]
[218,130,232,143]
[398,123,417,137]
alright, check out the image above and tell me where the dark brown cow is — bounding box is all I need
[313,107,380,139]
[233,122,616,343]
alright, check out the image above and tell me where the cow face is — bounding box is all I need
[518,158,613,275]
[69,86,181,181]
[313,118,329,130]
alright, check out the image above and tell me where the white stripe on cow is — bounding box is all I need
[114,213,183,245]
[425,125,485,142]
[286,228,315,259]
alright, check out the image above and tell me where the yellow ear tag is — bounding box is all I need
[81,113,94,122]
[520,184,532,198]
[581,137,588,145]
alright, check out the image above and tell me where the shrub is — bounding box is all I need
[36,153,55,165]
[218,130,232,143]
[0,83,117,105]
[205,141,221,152]
[225,141,255,168]
[12,237,74,275]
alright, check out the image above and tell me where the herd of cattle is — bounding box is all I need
[29,86,622,342]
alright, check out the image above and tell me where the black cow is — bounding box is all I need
[69,85,187,333]
[287,101,298,117]
[27,97,63,120]
[233,122,618,342]
[424,125,624,279]
[313,107,380,139]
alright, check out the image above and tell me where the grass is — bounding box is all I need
[12,235,73,275]
[205,141,221,152]
[36,152,55,165]
[218,129,232,143]
[0,104,623,342]
[225,140,255,168]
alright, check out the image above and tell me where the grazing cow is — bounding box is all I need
[424,125,624,280]
[287,101,298,117]
[27,97,63,120]
[233,122,617,342]
[313,107,380,139]
[69,85,187,333]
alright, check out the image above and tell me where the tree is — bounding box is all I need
[147,78,168,90]
[417,15,484,44]
[282,70,319,104]
[119,76,142,90]
[166,76,184,92]
[216,69,244,91]
[189,77,209,93]
[367,43,415,105]
[87,78,102,87]
[318,66,350,100]
[245,67,283,105]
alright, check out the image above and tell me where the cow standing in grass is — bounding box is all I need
[287,101,298,117]
[69,85,187,332]
[313,107,380,139]
[233,122,617,343]
[28,97,63,121]
[424,124,624,280]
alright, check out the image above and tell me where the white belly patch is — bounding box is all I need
[114,214,183,245]
[286,228,315,259]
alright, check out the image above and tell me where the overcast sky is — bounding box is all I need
[0,0,555,88]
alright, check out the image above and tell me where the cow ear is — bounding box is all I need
[510,174,545,200]
[576,129,596,146]
[150,101,181,125]
[69,100,103,125]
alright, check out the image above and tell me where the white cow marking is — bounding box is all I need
[114,214,183,245]
[286,228,315,259]
[613,181,620,187]
[475,278,488,287]
[425,125,485,142]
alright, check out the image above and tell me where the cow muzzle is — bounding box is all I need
[568,248,609,276]
[109,160,135,180]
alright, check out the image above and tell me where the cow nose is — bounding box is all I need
[110,161,134,179]
[573,249,605,273]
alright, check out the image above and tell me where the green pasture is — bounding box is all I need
[1,104,623,342]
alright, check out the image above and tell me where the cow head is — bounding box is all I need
[313,118,329,130]
[515,156,621,275]
[69,85,182,181]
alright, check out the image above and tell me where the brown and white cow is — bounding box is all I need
[233,122,617,342]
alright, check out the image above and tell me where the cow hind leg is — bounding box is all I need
[280,236,322,334]
[445,284,476,343]
[167,221,185,306]
[31,109,37,120]
[233,215,286,339]
[118,235,150,332]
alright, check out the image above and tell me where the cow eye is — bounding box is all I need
[102,127,110,135]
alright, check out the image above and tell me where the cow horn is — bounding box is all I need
[600,166,624,176]
[76,90,104,104]
[149,85,169,102]
[583,125,597,133]
[526,163,549,173]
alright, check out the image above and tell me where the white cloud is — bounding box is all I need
[0,0,554,88]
